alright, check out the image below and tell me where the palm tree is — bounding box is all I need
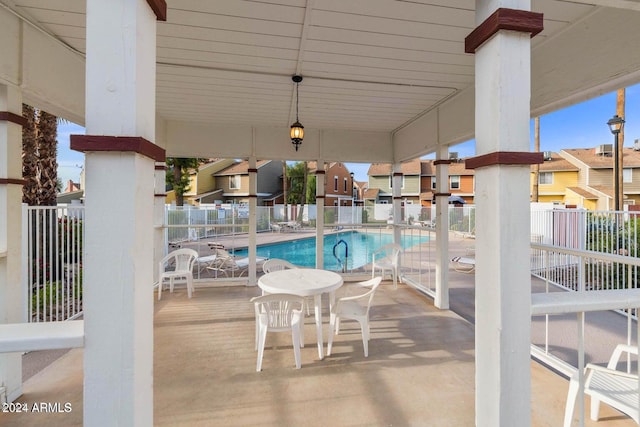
[22,104,38,205]
[36,110,58,206]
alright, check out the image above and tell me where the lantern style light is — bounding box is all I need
[607,114,625,211]
[290,75,304,151]
[607,114,625,134]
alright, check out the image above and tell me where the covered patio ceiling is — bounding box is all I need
[3,0,640,163]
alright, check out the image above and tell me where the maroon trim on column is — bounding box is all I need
[393,196,403,200]
[155,164,166,170]
[0,178,27,186]
[434,192,452,197]
[154,193,167,197]
[248,194,258,198]
[70,135,166,162]
[248,168,258,173]
[392,172,403,177]
[146,0,167,21]
[465,151,544,169]
[316,195,325,199]
[433,159,452,165]
[315,170,326,175]
[0,112,28,127]
[465,8,544,54]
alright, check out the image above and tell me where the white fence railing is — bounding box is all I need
[21,204,84,322]
[530,242,640,377]
[24,203,639,326]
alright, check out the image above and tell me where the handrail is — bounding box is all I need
[531,242,640,267]
[332,239,348,273]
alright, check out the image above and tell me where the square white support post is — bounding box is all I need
[466,4,543,426]
[154,162,167,283]
[434,146,450,309]
[248,156,258,286]
[392,163,402,244]
[77,1,166,425]
[0,84,24,402]
[315,161,325,269]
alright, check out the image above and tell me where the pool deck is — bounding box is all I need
[8,229,638,426]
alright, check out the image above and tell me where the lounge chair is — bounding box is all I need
[564,344,639,426]
[208,248,267,277]
[270,223,283,233]
[450,256,475,273]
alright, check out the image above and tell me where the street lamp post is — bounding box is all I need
[607,114,625,211]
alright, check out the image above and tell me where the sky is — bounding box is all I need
[56,83,640,186]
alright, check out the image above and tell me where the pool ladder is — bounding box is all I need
[333,239,348,273]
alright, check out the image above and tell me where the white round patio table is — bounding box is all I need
[258,268,343,360]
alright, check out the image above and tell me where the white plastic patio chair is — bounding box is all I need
[251,293,304,371]
[262,258,298,273]
[371,243,402,288]
[327,277,382,358]
[158,248,198,300]
[564,344,639,426]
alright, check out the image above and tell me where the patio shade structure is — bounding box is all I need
[2,1,640,426]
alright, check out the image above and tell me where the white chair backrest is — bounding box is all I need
[252,294,304,331]
[262,258,298,273]
[162,248,198,271]
[353,277,382,311]
[375,243,401,262]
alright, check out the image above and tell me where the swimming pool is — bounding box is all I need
[233,231,428,270]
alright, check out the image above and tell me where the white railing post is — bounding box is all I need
[21,203,28,323]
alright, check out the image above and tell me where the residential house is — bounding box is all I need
[529,151,581,207]
[353,180,368,205]
[56,170,85,205]
[214,160,284,205]
[367,159,421,205]
[307,161,355,206]
[420,158,475,206]
[560,146,640,209]
[165,159,235,205]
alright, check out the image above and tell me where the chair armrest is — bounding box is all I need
[608,344,639,369]
[585,363,638,381]
[337,288,375,303]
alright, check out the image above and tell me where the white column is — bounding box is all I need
[248,156,258,286]
[154,162,167,283]
[315,162,325,268]
[468,3,542,426]
[79,1,163,425]
[434,146,450,309]
[392,163,402,244]
[0,84,24,402]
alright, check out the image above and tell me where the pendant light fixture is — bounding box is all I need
[290,75,304,151]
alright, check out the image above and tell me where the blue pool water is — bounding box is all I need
[233,231,428,270]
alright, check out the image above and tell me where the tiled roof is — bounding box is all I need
[420,160,474,175]
[215,160,272,175]
[368,158,421,175]
[363,188,380,199]
[566,187,598,199]
[562,147,640,168]
[534,152,578,171]
[589,185,613,197]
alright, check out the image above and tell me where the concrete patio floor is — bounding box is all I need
[2,231,637,426]
[1,279,636,426]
